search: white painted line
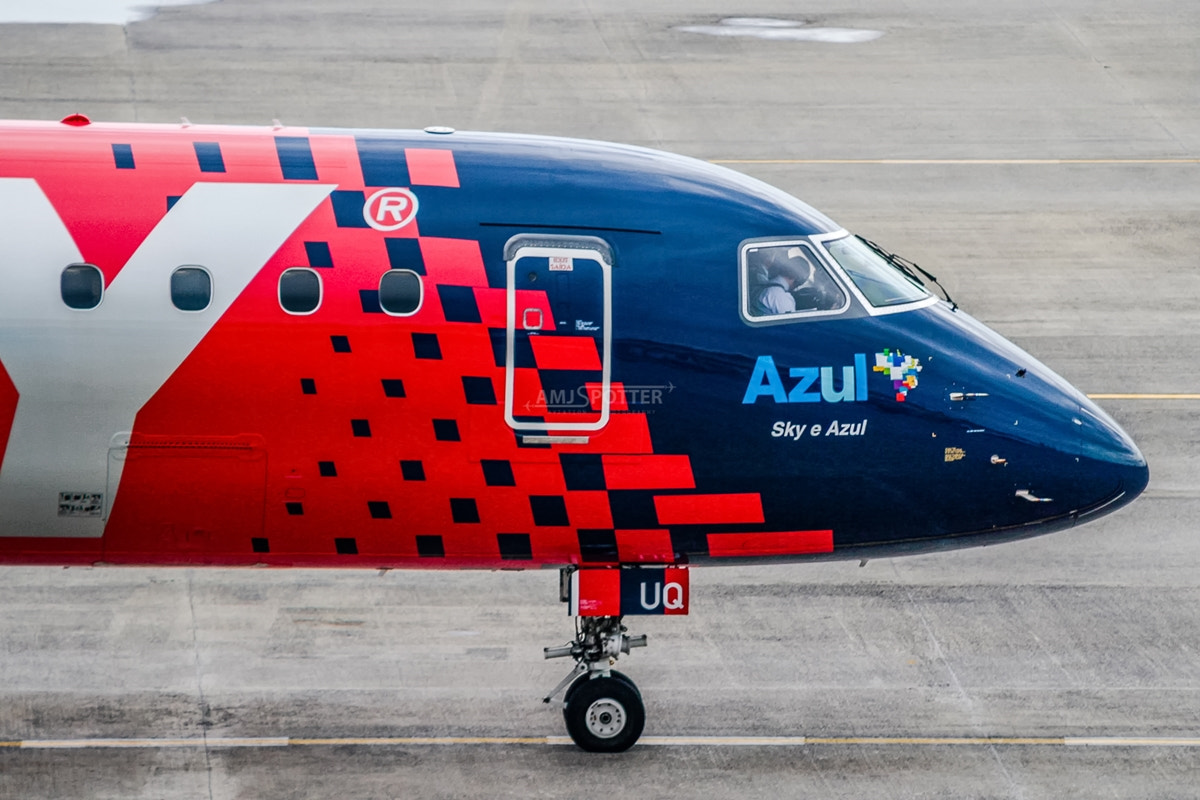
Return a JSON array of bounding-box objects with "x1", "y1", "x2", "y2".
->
[
  {"x1": 7, "y1": 734, "x2": 1200, "y2": 750},
  {"x1": 637, "y1": 735, "x2": 808, "y2": 746},
  {"x1": 1065, "y1": 737, "x2": 1200, "y2": 748},
  {"x1": 676, "y1": 18, "x2": 884, "y2": 44}
]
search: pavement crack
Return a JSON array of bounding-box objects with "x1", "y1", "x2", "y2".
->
[
  {"x1": 187, "y1": 571, "x2": 215, "y2": 800},
  {"x1": 121, "y1": 25, "x2": 140, "y2": 121}
]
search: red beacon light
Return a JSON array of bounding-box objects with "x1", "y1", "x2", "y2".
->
[{"x1": 60, "y1": 113, "x2": 91, "y2": 127}]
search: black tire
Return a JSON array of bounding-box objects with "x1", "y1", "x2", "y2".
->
[
  {"x1": 607, "y1": 670, "x2": 641, "y2": 699},
  {"x1": 563, "y1": 675, "x2": 645, "y2": 753},
  {"x1": 563, "y1": 670, "x2": 640, "y2": 710},
  {"x1": 563, "y1": 673, "x2": 590, "y2": 711}
]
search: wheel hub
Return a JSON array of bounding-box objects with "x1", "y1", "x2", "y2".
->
[{"x1": 585, "y1": 698, "x2": 627, "y2": 738}]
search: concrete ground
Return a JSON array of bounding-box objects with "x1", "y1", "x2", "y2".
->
[{"x1": 1, "y1": 1, "x2": 1198, "y2": 797}]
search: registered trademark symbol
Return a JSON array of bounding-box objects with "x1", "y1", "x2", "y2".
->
[{"x1": 363, "y1": 187, "x2": 419, "y2": 231}]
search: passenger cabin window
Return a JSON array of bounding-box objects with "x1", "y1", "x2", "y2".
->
[
  {"x1": 279, "y1": 268, "x2": 321, "y2": 314},
  {"x1": 742, "y1": 243, "x2": 847, "y2": 321},
  {"x1": 61, "y1": 263, "x2": 103, "y2": 310},
  {"x1": 170, "y1": 266, "x2": 212, "y2": 311},
  {"x1": 823, "y1": 236, "x2": 928, "y2": 307},
  {"x1": 379, "y1": 269, "x2": 422, "y2": 316}
]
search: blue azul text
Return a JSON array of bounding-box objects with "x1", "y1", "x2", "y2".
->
[{"x1": 742, "y1": 354, "x2": 869, "y2": 404}]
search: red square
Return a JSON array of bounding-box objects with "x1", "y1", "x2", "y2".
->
[
  {"x1": 654, "y1": 493, "x2": 764, "y2": 525},
  {"x1": 419, "y1": 237, "x2": 486, "y2": 285},
  {"x1": 564, "y1": 491, "x2": 613, "y2": 529},
  {"x1": 603, "y1": 455, "x2": 694, "y2": 490},
  {"x1": 531, "y1": 336, "x2": 602, "y2": 371},
  {"x1": 615, "y1": 530, "x2": 675, "y2": 563},
  {"x1": 405, "y1": 148, "x2": 460, "y2": 188}
]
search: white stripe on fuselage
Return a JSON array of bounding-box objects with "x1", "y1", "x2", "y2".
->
[{"x1": 0, "y1": 179, "x2": 333, "y2": 537}]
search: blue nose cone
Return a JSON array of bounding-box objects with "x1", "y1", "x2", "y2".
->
[{"x1": 1075, "y1": 400, "x2": 1149, "y2": 518}]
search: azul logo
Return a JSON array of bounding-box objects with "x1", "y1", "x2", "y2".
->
[
  {"x1": 874, "y1": 349, "x2": 922, "y2": 402},
  {"x1": 742, "y1": 350, "x2": 922, "y2": 404}
]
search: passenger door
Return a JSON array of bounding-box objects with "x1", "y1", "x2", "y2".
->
[{"x1": 504, "y1": 235, "x2": 613, "y2": 435}]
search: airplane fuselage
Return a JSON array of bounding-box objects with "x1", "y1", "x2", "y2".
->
[{"x1": 0, "y1": 118, "x2": 1147, "y2": 568}]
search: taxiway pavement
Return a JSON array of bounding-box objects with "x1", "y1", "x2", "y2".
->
[{"x1": 1, "y1": 2, "x2": 1198, "y2": 797}]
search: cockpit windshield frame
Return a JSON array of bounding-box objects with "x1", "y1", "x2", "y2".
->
[
  {"x1": 738, "y1": 238, "x2": 852, "y2": 326},
  {"x1": 812, "y1": 231, "x2": 939, "y2": 316}
]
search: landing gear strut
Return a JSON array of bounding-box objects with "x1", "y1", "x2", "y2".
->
[{"x1": 543, "y1": 615, "x2": 647, "y2": 752}]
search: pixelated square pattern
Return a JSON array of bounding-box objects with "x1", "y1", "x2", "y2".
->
[{"x1": 1, "y1": 125, "x2": 834, "y2": 567}]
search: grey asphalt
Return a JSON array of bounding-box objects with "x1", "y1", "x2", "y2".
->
[{"x1": 1, "y1": 1, "x2": 1199, "y2": 798}]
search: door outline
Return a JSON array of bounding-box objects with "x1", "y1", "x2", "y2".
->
[{"x1": 503, "y1": 235, "x2": 614, "y2": 432}]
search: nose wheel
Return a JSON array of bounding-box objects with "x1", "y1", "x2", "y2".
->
[
  {"x1": 563, "y1": 673, "x2": 644, "y2": 752},
  {"x1": 544, "y1": 616, "x2": 647, "y2": 752}
]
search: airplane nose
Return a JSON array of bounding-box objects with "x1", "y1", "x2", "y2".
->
[{"x1": 1075, "y1": 401, "x2": 1149, "y2": 515}]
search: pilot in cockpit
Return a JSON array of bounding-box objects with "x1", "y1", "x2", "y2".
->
[
  {"x1": 750, "y1": 246, "x2": 816, "y2": 316},
  {"x1": 748, "y1": 244, "x2": 847, "y2": 318}
]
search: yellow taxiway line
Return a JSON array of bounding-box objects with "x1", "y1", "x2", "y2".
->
[{"x1": 5, "y1": 735, "x2": 1200, "y2": 749}]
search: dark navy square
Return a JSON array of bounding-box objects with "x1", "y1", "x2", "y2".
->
[
  {"x1": 300, "y1": 378, "x2": 317, "y2": 395},
  {"x1": 670, "y1": 530, "x2": 709, "y2": 558},
  {"x1": 437, "y1": 285, "x2": 481, "y2": 323},
  {"x1": 368, "y1": 501, "x2": 392, "y2": 519},
  {"x1": 251, "y1": 537, "x2": 270, "y2": 554},
  {"x1": 305, "y1": 241, "x2": 333, "y2": 268},
  {"x1": 608, "y1": 491, "x2": 659, "y2": 529},
  {"x1": 450, "y1": 498, "x2": 480, "y2": 524},
  {"x1": 416, "y1": 535, "x2": 444, "y2": 558},
  {"x1": 481, "y1": 459, "x2": 515, "y2": 487},
  {"x1": 331, "y1": 335, "x2": 351, "y2": 353},
  {"x1": 386, "y1": 238, "x2": 425, "y2": 275},
  {"x1": 381, "y1": 379, "x2": 406, "y2": 398},
  {"x1": 286, "y1": 502, "x2": 304, "y2": 516},
  {"x1": 112, "y1": 143, "x2": 135, "y2": 170},
  {"x1": 462, "y1": 376, "x2": 496, "y2": 405},
  {"x1": 559, "y1": 454, "x2": 605, "y2": 491},
  {"x1": 331, "y1": 190, "x2": 369, "y2": 228},
  {"x1": 356, "y1": 136, "x2": 411, "y2": 187},
  {"x1": 400, "y1": 460, "x2": 426, "y2": 481},
  {"x1": 318, "y1": 461, "x2": 337, "y2": 477},
  {"x1": 491, "y1": 329, "x2": 536, "y2": 369},
  {"x1": 276, "y1": 136, "x2": 318, "y2": 181},
  {"x1": 433, "y1": 419, "x2": 460, "y2": 442},
  {"x1": 193, "y1": 142, "x2": 226, "y2": 173},
  {"x1": 578, "y1": 529, "x2": 619, "y2": 563},
  {"x1": 166, "y1": 195, "x2": 181, "y2": 211},
  {"x1": 413, "y1": 332, "x2": 442, "y2": 360},
  {"x1": 497, "y1": 533, "x2": 532, "y2": 561},
  {"x1": 359, "y1": 289, "x2": 383, "y2": 313},
  {"x1": 530, "y1": 495, "x2": 569, "y2": 527},
  {"x1": 351, "y1": 419, "x2": 372, "y2": 437},
  {"x1": 538, "y1": 371, "x2": 593, "y2": 413},
  {"x1": 335, "y1": 538, "x2": 358, "y2": 555}
]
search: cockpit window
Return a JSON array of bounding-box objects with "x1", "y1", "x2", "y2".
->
[
  {"x1": 742, "y1": 242, "x2": 848, "y2": 321},
  {"x1": 823, "y1": 235, "x2": 929, "y2": 307}
]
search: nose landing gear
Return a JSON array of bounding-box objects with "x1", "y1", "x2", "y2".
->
[{"x1": 543, "y1": 615, "x2": 647, "y2": 752}]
